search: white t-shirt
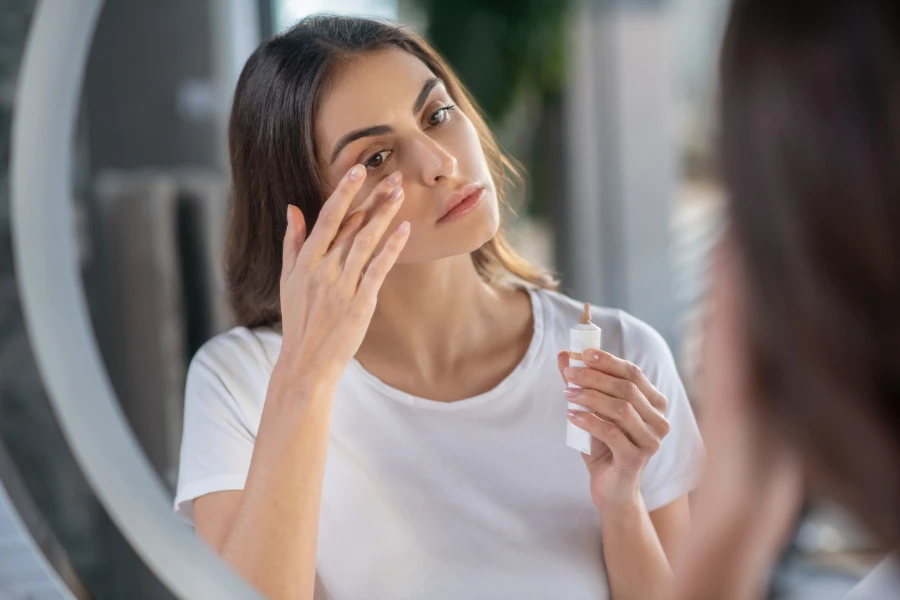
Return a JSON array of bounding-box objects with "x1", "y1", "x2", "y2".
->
[{"x1": 175, "y1": 288, "x2": 704, "y2": 600}]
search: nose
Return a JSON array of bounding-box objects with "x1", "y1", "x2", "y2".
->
[{"x1": 410, "y1": 134, "x2": 458, "y2": 186}]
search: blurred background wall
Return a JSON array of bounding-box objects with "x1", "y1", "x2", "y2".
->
[{"x1": 0, "y1": 1, "x2": 877, "y2": 598}]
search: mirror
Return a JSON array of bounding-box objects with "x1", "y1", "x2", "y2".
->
[{"x1": 2, "y1": 1, "x2": 894, "y2": 599}]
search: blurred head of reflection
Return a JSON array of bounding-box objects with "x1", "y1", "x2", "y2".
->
[
  {"x1": 681, "y1": 0, "x2": 900, "y2": 596},
  {"x1": 225, "y1": 16, "x2": 550, "y2": 327}
]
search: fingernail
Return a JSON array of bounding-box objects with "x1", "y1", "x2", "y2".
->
[
  {"x1": 564, "y1": 388, "x2": 579, "y2": 399},
  {"x1": 388, "y1": 186, "x2": 404, "y2": 202},
  {"x1": 286, "y1": 205, "x2": 293, "y2": 226},
  {"x1": 564, "y1": 367, "x2": 577, "y2": 380},
  {"x1": 584, "y1": 349, "x2": 599, "y2": 362},
  {"x1": 386, "y1": 171, "x2": 402, "y2": 185},
  {"x1": 348, "y1": 165, "x2": 365, "y2": 181},
  {"x1": 567, "y1": 410, "x2": 582, "y2": 421},
  {"x1": 397, "y1": 221, "x2": 410, "y2": 235}
]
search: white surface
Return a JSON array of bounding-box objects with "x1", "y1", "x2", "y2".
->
[
  {"x1": 175, "y1": 288, "x2": 704, "y2": 600},
  {"x1": 0, "y1": 483, "x2": 71, "y2": 600},
  {"x1": 276, "y1": 0, "x2": 398, "y2": 31},
  {"x1": 563, "y1": 4, "x2": 679, "y2": 343},
  {"x1": 844, "y1": 556, "x2": 900, "y2": 600},
  {"x1": 10, "y1": 1, "x2": 262, "y2": 597},
  {"x1": 566, "y1": 324, "x2": 602, "y2": 455}
]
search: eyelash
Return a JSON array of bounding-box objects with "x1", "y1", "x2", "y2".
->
[{"x1": 362, "y1": 104, "x2": 457, "y2": 172}]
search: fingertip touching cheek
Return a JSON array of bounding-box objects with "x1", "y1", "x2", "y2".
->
[{"x1": 314, "y1": 48, "x2": 500, "y2": 264}]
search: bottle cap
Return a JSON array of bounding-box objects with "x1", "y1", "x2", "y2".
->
[{"x1": 580, "y1": 302, "x2": 592, "y2": 325}]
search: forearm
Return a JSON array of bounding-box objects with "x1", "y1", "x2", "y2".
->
[
  {"x1": 219, "y1": 362, "x2": 336, "y2": 600},
  {"x1": 601, "y1": 494, "x2": 672, "y2": 600}
]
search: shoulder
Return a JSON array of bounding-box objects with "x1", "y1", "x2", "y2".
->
[{"x1": 186, "y1": 327, "x2": 282, "y2": 405}]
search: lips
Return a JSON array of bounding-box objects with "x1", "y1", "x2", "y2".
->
[{"x1": 438, "y1": 184, "x2": 485, "y2": 223}]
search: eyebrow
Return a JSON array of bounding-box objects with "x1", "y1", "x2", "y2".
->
[{"x1": 329, "y1": 77, "x2": 444, "y2": 164}]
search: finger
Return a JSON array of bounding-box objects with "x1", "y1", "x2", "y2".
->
[
  {"x1": 281, "y1": 205, "x2": 307, "y2": 279},
  {"x1": 583, "y1": 348, "x2": 669, "y2": 412},
  {"x1": 351, "y1": 170, "x2": 403, "y2": 214},
  {"x1": 301, "y1": 164, "x2": 367, "y2": 258},
  {"x1": 564, "y1": 365, "x2": 669, "y2": 437},
  {"x1": 342, "y1": 185, "x2": 405, "y2": 278},
  {"x1": 567, "y1": 411, "x2": 642, "y2": 465},
  {"x1": 327, "y1": 211, "x2": 366, "y2": 263},
  {"x1": 356, "y1": 221, "x2": 411, "y2": 299},
  {"x1": 329, "y1": 171, "x2": 403, "y2": 261},
  {"x1": 565, "y1": 388, "x2": 663, "y2": 452},
  {"x1": 557, "y1": 351, "x2": 570, "y2": 384}
]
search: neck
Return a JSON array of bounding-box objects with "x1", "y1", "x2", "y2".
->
[{"x1": 357, "y1": 254, "x2": 521, "y2": 375}]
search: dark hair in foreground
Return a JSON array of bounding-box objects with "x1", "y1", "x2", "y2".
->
[
  {"x1": 225, "y1": 15, "x2": 556, "y2": 329},
  {"x1": 721, "y1": 0, "x2": 900, "y2": 546}
]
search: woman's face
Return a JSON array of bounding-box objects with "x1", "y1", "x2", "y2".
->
[{"x1": 315, "y1": 48, "x2": 499, "y2": 263}]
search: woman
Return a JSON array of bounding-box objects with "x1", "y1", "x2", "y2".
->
[
  {"x1": 174, "y1": 16, "x2": 703, "y2": 600},
  {"x1": 672, "y1": 1, "x2": 900, "y2": 598}
]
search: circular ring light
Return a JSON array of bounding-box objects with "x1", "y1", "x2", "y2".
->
[{"x1": 10, "y1": 1, "x2": 262, "y2": 598}]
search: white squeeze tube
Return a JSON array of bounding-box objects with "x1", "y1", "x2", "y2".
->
[{"x1": 567, "y1": 302, "x2": 601, "y2": 455}]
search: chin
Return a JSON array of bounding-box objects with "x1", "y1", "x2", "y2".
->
[
  {"x1": 456, "y1": 219, "x2": 499, "y2": 255},
  {"x1": 453, "y1": 200, "x2": 500, "y2": 251}
]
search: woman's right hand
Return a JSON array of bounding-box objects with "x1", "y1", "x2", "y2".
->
[{"x1": 277, "y1": 164, "x2": 409, "y2": 386}]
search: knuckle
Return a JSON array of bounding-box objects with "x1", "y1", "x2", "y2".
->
[
  {"x1": 599, "y1": 352, "x2": 615, "y2": 369},
  {"x1": 606, "y1": 424, "x2": 623, "y2": 443},
  {"x1": 352, "y1": 296, "x2": 376, "y2": 317},
  {"x1": 363, "y1": 294, "x2": 379, "y2": 312},
  {"x1": 621, "y1": 381, "x2": 639, "y2": 402},
  {"x1": 657, "y1": 417, "x2": 671, "y2": 438},
  {"x1": 353, "y1": 232, "x2": 375, "y2": 250},
  {"x1": 366, "y1": 261, "x2": 385, "y2": 280},
  {"x1": 612, "y1": 399, "x2": 631, "y2": 420},
  {"x1": 318, "y1": 208, "x2": 339, "y2": 228},
  {"x1": 345, "y1": 212, "x2": 365, "y2": 230},
  {"x1": 648, "y1": 438, "x2": 661, "y2": 454},
  {"x1": 625, "y1": 361, "x2": 641, "y2": 382}
]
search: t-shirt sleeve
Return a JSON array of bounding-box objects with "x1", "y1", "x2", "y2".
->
[
  {"x1": 173, "y1": 338, "x2": 261, "y2": 525},
  {"x1": 619, "y1": 312, "x2": 705, "y2": 512}
]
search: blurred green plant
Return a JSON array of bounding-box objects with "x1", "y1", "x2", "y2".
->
[{"x1": 412, "y1": 0, "x2": 569, "y2": 123}]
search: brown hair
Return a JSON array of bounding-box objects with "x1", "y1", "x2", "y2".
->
[
  {"x1": 225, "y1": 15, "x2": 556, "y2": 329},
  {"x1": 720, "y1": 0, "x2": 900, "y2": 547}
]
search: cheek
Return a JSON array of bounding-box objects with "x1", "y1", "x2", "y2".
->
[
  {"x1": 456, "y1": 117, "x2": 491, "y2": 172},
  {"x1": 346, "y1": 178, "x2": 382, "y2": 212}
]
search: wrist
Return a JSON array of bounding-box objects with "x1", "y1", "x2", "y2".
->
[
  {"x1": 594, "y1": 488, "x2": 645, "y2": 520},
  {"x1": 270, "y1": 354, "x2": 340, "y2": 403},
  {"x1": 275, "y1": 343, "x2": 344, "y2": 386}
]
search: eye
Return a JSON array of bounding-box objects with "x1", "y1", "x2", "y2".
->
[
  {"x1": 427, "y1": 105, "x2": 456, "y2": 127},
  {"x1": 364, "y1": 149, "x2": 391, "y2": 170}
]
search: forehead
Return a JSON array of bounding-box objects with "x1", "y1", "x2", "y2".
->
[{"x1": 316, "y1": 48, "x2": 439, "y2": 149}]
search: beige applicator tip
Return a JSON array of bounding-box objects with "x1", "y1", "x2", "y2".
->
[{"x1": 580, "y1": 301, "x2": 592, "y2": 325}]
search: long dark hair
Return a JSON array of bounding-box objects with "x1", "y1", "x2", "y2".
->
[
  {"x1": 225, "y1": 15, "x2": 556, "y2": 329},
  {"x1": 720, "y1": 0, "x2": 900, "y2": 547}
]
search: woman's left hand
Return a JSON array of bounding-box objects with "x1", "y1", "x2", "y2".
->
[{"x1": 558, "y1": 349, "x2": 671, "y2": 513}]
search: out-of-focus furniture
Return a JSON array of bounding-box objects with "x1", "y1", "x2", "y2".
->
[{"x1": 92, "y1": 170, "x2": 232, "y2": 491}]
